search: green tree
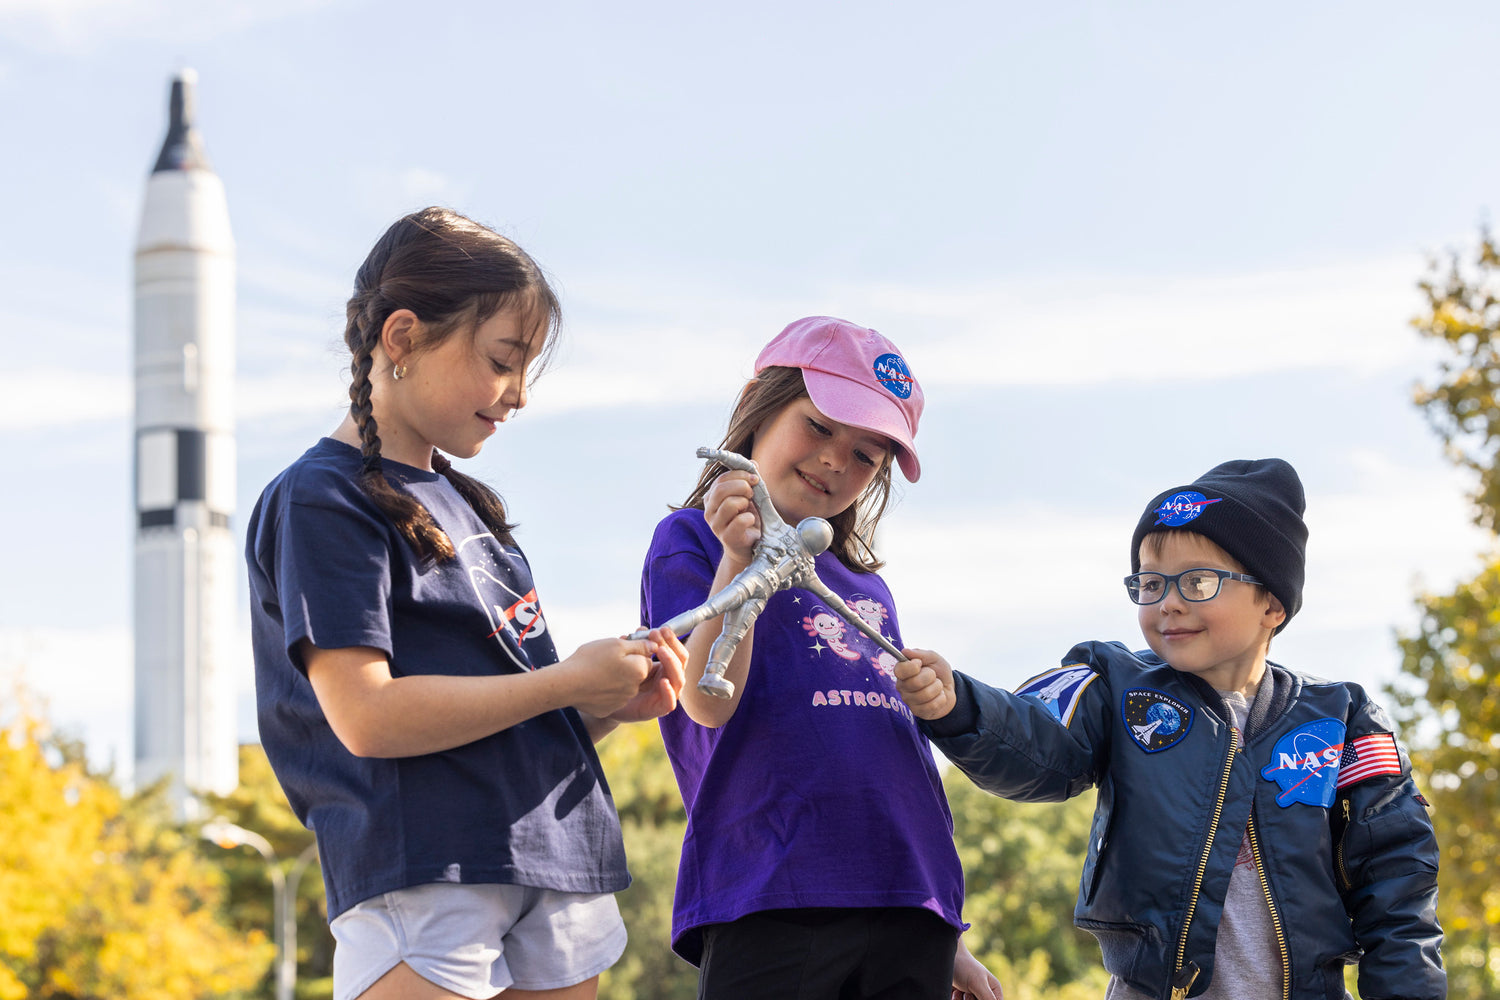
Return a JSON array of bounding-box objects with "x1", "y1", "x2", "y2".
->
[
  {"x1": 0, "y1": 682, "x2": 272, "y2": 999},
  {"x1": 945, "y1": 775, "x2": 1109, "y2": 999},
  {"x1": 202, "y1": 744, "x2": 333, "y2": 1000},
  {"x1": 1395, "y1": 225, "x2": 1500, "y2": 996},
  {"x1": 595, "y1": 723, "x2": 698, "y2": 1000},
  {"x1": 593, "y1": 720, "x2": 1116, "y2": 998},
  {"x1": 1412, "y1": 227, "x2": 1500, "y2": 529}
]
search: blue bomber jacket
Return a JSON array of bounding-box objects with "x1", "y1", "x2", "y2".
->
[{"x1": 925, "y1": 641, "x2": 1444, "y2": 1000}]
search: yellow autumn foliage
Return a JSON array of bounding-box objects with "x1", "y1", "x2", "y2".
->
[
  {"x1": 1402, "y1": 227, "x2": 1500, "y2": 997},
  {"x1": 0, "y1": 693, "x2": 273, "y2": 999}
]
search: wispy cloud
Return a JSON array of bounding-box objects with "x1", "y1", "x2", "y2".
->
[
  {"x1": 1, "y1": 624, "x2": 258, "y2": 783},
  {"x1": 1301, "y1": 458, "x2": 1488, "y2": 631},
  {"x1": 894, "y1": 257, "x2": 1435, "y2": 387},
  {"x1": 545, "y1": 252, "x2": 1439, "y2": 413},
  {"x1": 0, "y1": 0, "x2": 352, "y2": 54},
  {"x1": 9, "y1": 250, "x2": 1444, "y2": 430},
  {"x1": 878, "y1": 505, "x2": 1134, "y2": 685},
  {"x1": 237, "y1": 372, "x2": 345, "y2": 420},
  {"x1": 875, "y1": 454, "x2": 1489, "y2": 690},
  {"x1": 1, "y1": 627, "x2": 133, "y2": 775},
  {"x1": 352, "y1": 166, "x2": 473, "y2": 219},
  {"x1": 0, "y1": 370, "x2": 130, "y2": 430}
]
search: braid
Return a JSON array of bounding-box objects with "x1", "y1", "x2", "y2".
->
[
  {"x1": 338, "y1": 206, "x2": 563, "y2": 564},
  {"x1": 345, "y1": 292, "x2": 455, "y2": 564},
  {"x1": 432, "y1": 450, "x2": 518, "y2": 548},
  {"x1": 347, "y1": 308, "x2": 380, "y2": 477}
]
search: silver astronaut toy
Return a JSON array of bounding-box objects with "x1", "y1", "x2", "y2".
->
[{"x1": 635, "y1": 447, "x2": 904, "y2": 699}]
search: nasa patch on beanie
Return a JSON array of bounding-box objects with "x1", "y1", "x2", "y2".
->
[{"x1": 1130, "y1": 458, "x2": 1308, "y2": 628}]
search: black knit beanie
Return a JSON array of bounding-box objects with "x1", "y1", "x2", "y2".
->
[{"x1": 1129, "y1": 458, "x2": 1308, "y2": 631}]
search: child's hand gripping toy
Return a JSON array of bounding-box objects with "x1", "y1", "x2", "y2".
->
[{"x1": 633, "y1": 446, "x2": 904, "y2": 698}]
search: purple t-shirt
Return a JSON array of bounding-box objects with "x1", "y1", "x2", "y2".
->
[{"x1": 641, "y1": 508, "x2": 966, "y2": 965}]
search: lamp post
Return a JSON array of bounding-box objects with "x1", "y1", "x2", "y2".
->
[{"x1": 203, "y1": 817, "x2": 318, "y2": 1000}]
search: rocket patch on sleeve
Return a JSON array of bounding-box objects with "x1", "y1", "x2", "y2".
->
[{"x1": 1015, "y1": 665, "x2": 1098, "y2": 727}]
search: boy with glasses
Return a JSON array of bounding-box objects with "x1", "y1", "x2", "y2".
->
[{"x1": 895, "y1": 459, "x2": 1445, "y2": 1000}]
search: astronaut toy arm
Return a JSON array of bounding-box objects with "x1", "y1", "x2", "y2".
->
[
  {"x1": 636, "y1": 447, "x2": 894, "y2": 710},
  {"x1": 648, "y1": 556, "x2": 778, "y2": 644},
  {"x1": 696, "y1": 446, "x2": 792, "y2": 537}
]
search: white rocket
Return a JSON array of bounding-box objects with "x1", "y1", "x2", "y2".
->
[{"x1": 133, "y1": 69, "x2": 238, "y2": 813}]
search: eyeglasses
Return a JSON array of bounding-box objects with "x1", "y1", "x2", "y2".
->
[{"x1": 1124, "y1": 568, "x2": 1262, "y2": 605}]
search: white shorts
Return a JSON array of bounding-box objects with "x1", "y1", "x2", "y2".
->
[{"x1": 331, "y1": 883, "x2": 626, "y2": 1000}]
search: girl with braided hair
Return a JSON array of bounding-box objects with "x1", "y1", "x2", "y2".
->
[{"x1": 248, "y1": 207, "x2": 686, "y2": 1000}]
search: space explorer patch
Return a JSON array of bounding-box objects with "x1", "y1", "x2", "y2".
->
[
  {"x1": 1122, "y1": 689, "x2": 1193, "y2": 753},
  {"x1": 1016, "y1": 664, "x2": 1098, "y2": 727}
]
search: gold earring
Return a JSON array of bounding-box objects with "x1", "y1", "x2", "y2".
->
[{"x1": 393, "y1": 363, "x2": 408, "y2": 381}]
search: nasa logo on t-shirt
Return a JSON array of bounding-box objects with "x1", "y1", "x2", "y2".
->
[
  {"x1": 1122, "y1": 689, "x2": 1193, "y2": 753},
  {"x1": 460, "y1": 533, "x2": 547, "y2": 672},
  {"x1": 1260, "y1": 717, "x2": 1346, "y2": 808}
]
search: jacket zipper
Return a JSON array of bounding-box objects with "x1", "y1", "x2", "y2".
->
[
  {"x1": 1169, "y1": 963, "x2": 1200, "y2": 1000},
  {"x1": 1172, "y1": 726, "x2": 1237, "y2": 999},
  {"x1": 1335, "y1": 797, "x2": 1352, "y2": 890},
  {"x1": 1247, "y1": 815, "x2": 1290, "y2": 1000}
]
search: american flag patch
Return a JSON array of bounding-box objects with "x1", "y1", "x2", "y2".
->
[{"x1": 1336, "y1": 732, "x2": 1402, "y2": 788}]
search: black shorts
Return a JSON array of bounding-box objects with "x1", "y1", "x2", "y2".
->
[{"x1": 697, "y1": 906, "x2": 959, "y2": 1000}]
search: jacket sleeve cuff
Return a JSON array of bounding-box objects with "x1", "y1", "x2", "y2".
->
[{"x1": 924, "y1": 672, "x2": 980, "y2": 738}]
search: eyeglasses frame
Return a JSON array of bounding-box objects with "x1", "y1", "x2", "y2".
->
[{"x1": 1123, "y1": 567, "x2": 1263, "y2": 606}]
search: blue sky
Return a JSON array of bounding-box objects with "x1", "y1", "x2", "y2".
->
[{"x1": 1, "y1": 1, "x2": 1497, "y2": 778}]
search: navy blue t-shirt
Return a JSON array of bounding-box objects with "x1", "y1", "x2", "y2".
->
[{"x1": 247, "y1": 438, "x2": 627, "y2": 919}]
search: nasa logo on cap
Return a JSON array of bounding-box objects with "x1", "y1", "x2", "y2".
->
[
  {"x1": 1122, "y1": 689, "x2": 1194, "y2": 753},
  {"x1": 873, "y1": 353, "x2": 914, "y2": 400},
  {"x1": 1151, "y1": 491, "x2": 1223, "y2": 527},
  {"x1": 1260, "y1": 718, "x2": 1346, "y2": 808}
]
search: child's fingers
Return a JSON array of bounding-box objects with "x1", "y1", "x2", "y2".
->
[
  {"x1": 905, "y1": 675, "x2": 944, "y2": 708},
  {"x1": 714, "y1": 469, "x2": 757, "y2": 488},
  {"x1": 894, "y1": 666, "x2": 927, "y2": 694},
  {"x1": 645, "y1": 625, "x2": 681, "y2": 652},
  {"x1": 647, "y1": 627, "x2": 689, "y2": 692},
  {"x1": 892, "y1": 657, "x2": 924, "y2": 682},
  {"x1": 734, "y1": 510, "x2": 761, "y2": 541},
  {"x1": 706, "y1": 472, "x2": 755, "y2": 510},
  {"x1": 617, "y1": 637, "x2": 659, "y2": 679},
  {"x1": 707, "y1": 496, "x2": 761, "y2": 550},
  {"x1": 705, "y1": 495, "x2": 744, "y2": 532}
]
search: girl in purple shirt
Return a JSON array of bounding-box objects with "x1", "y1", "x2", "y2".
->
[{"x1": 640, "y1": 316, "x2": 999, "y2": 1000}]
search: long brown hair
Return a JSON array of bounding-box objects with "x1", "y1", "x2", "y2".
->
[
  {"x1": 679, "y1": 366, "x2": 894, "y2": 573},
  {"x1": 344, "y1": 206, "x2": 561, "y2": 562}
]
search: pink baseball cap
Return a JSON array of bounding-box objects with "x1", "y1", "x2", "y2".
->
[{"x1": 755, "y1": 315, "x2": 924, "y2": 482}]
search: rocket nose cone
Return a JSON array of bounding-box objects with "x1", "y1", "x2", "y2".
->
[{"x1": 151, "y1": 70, "x2": 213, "y2": 174}]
